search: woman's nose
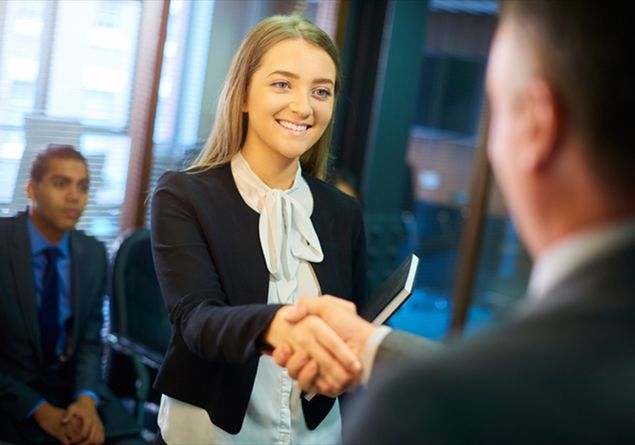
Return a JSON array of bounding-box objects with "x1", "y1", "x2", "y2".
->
[{"x1": 289, "y1": 91, "x2": 312, "y2": 118}]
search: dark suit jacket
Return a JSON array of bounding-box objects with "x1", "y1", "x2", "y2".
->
[
  {"x1": 151, "y1": 164, "x2": 367, "y2": 434},
  {"x1": 0, "y1": 211, "x2": 137, "y2": 442},
  {"x1": 346, "y1": 238, "x2": 635, "y2": 444}
]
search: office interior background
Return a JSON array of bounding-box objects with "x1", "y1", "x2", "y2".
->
[{"x1": 0, "y1": 0, "x2": 531, "y2": 431}]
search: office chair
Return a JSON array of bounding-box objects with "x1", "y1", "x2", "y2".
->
[{"x1": 106, "y1": 228, "x2": 170, "y2": 428}]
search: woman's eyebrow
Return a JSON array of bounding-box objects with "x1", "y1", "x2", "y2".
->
[{"x1": 267, "y1": 70, "x2": 334, "y2": 85}]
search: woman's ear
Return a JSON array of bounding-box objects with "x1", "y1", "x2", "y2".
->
[{"x1": 242, "y1": 86, "x2": 250, "y2": 113}]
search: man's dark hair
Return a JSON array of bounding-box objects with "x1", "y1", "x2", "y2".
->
[
  {"x1": 30, "y1": 144, "x2": 88, "y2": 182},
  {"x1": 500, "y1": 0, "x2": 634, "y2": 192}
]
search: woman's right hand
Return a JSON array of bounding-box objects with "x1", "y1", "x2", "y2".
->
[{"x1": 263, "y1": 306, "x2": 362, "y2": 396}]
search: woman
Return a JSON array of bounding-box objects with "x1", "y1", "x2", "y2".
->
[{"x1": 151, "y1": 15, "x2": 366, "y2": 444}]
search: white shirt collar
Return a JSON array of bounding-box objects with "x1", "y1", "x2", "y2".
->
[
  {"x1": 231, "y1": 151, "x2": 311, "y2": 215},
  {"x1": 528, "y1": 218, "x2": 635, "y2": 300}
]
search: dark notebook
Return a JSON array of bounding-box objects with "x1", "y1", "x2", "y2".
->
[
  {"x1": 303, "y1": 253, "x2": 419, "y2": 401},
  {"x1": 360, "y1": 252, "x2": 419, "y2": 325}
]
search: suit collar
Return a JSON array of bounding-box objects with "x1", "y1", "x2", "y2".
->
[
  {"x1": 516, "y1": 236, "x2": 635, "y2": 320},
  {"x1": 10, "y1": 211, "x2": 83, "y2": 360},
  {"x1": 68, "y1": 231, "x2": 85, "y2": 351},
  {"x1": 529, "y1": 218, "x2": 635, "y2": 301},
  {"x1": 9, "y1": 211, "x2": 42, "y2": 361}
]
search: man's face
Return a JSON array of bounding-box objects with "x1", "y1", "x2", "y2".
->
[{"x1": 27, "y1": 157, "x2": 89, "y2": 242}]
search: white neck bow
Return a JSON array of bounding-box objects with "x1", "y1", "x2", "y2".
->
[{"x1": 231, "y1": 153, "x2": 323, "y2": 303}]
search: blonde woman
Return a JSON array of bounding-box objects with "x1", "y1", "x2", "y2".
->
[{"x1": 150, "y1": 15, "x2": 367, "y2": 444}]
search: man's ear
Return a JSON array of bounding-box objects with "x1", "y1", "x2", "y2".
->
[
  {"x1": 519, "y1": 78, "x2": 562, "y2": 172},
  {"x1": 26, "y1": 179, "x2": 35, "y2": 201}
]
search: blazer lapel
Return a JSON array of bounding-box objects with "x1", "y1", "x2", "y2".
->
[
  {"x1": 68, "y1": 232, "x2": 84, "y2": 352},
  {"x1": 9, "y1": 212, "x2": 43, "y2": 362},
  {"x1": 310, "y1": 190, "x2": 344, "y2": 298}
]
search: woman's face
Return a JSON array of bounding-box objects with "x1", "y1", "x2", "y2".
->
[{"x1": 241, "y1": 38, "x2": 336, "y2": 168}]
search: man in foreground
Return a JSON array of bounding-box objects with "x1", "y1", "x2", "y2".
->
[{"x1": 275, "y1": 0, "x2": 635, "y2": 442}]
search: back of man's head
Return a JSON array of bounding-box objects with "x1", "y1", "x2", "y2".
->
[
  {"x1": 500, "y1": 0, "x2": 634, "y2": 194},
  {"x1": 30, "y1": 144, "x2": 87, "y2": 183}
]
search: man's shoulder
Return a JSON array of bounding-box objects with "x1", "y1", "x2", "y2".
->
[
  {"x1": 0, "y1": 211, "x2": 25, "y2": 226},
  {"x1": 0, "y1": 215, "x2": 12, "y2": 233},
  {"x1": 407, "y1": 287, "x2": 635, "y2": 386},
  {"x1": 0, "y1": 212, "x2": 26, "y2": 241},
  {"x1": 69, "y1": 228, "x2": 106, "y2": 256}
]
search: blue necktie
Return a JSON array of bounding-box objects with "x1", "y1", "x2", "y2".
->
[{"x1": 39, "y1": 247, "x2": 61, "y2": 364}]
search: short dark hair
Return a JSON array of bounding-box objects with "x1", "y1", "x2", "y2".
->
[
  {"x1": 30, "y1": 144, "x2": 88, "y2": 182},
  {"x1": 500, "y1": 0, "x2": 635, "y2": 192}
]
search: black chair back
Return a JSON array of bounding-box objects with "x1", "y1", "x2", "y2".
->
[{"x1": 110, "y1": 228, "x2": 170, "y2": 356}]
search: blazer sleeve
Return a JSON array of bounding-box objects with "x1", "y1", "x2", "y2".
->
[
  {"x1": 150, "y1": 171, "x2": 281, "y2": 364},
  {"x1": 372, "y1": 330, "x2": 444, "y2": 382},
  {"x1": 73, "y1": 240, "x2": 111, "y2": 398},
  {"x1": 0, "y1": 372, "x2": 45, "y2": 421}
]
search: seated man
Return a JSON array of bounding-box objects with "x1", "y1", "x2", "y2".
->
[{"x1": 0, "y1": 145, "x2": 141, "y2": 444}]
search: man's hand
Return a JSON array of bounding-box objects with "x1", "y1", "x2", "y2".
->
[
  {"x1": 272, "y1": 296, "x2": 377, "y2": 395},
  {"x1": 33, "y1": 401, "x2": 78, "y2": 445},
  {"x1": 61, "y1": 395, "x2": 105, "y2": 445},
  {"x1": 264, "y1": 305, "x2": 362, "y2": 396}
]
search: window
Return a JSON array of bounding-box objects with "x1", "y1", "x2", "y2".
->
[
  {"x1": 82, "y1": 90, "x2": 117, "y2": 125},
  {"x1": 5, "y1": 80, "x2": 36, "y2": 124},
  {"x1": 95, "y1": 0, "x2": 123, "y2": 29},
  {"x1": 386, "y1": 1, "x2": 503, "y2": 340},
  {"x1": 469, "y1": 181, "x2": 531, "y2": 325},
  {"x1": 0, "y1": 1, "x2": 45, "y2": 125},
  {"x1": 0, "y1": 0, "x2": 142, "y2": 248}
]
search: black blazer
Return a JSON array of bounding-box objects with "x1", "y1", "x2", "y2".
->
[
  {"x1": 151, "y1": 163, "x2": 367, "y2": 434},
  {"x1": 346, "y1": 237, "x2": 635, "y2": 444}
]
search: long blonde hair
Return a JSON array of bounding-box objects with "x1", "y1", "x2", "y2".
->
[{"x1": 188, "y1": 15, "x2": 340, "y2": 179}]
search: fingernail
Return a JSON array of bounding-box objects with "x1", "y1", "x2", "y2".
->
[{"x1": 352, "y1": 360, "x2": 362, "y2": 372}]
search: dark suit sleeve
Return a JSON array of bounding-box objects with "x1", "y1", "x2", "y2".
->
[
  {"x1": 345, "y1": 359, "x2": 462, "y2": 445},
  {"x1": 0, "y1": 372, "x2": 44, "y2": 421},
  {"x1": 371, "y1": 330, "x2": 444, "y2": 383},
  {"x1": 73, "y1": 240, "x2": 111, "y2": 398},
  {"x1": 151, "y1": 171, "x2": 281, "y2": 364}
]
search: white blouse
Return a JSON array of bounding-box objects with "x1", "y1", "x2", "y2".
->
[{"x1": 158, "y1": 153, "x2": 341, "y2": 444}]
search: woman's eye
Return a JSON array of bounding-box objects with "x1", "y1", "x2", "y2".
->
[
  {"x1": 314, "y1": 88, "x2": 332, "y2": 98},
  {"x1": 272, "y1": 81, "x2": 289, "y2": 89}
]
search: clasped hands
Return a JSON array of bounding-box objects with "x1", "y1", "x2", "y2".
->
[
  {"x1": 264, "y1": 296, "x2": 376, "y2": 397},
  {"x1": 33, "y1": 395, "x2": 105, "y2": 445}
]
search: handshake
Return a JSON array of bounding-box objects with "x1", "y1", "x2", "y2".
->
[{"x1": 263, "y1": 296, "x2": 378, "y2": 397}]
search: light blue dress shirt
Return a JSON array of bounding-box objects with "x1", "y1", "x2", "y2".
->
[{"x1": 26, "y1": 216, "x2": 98, "y2": 417}]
